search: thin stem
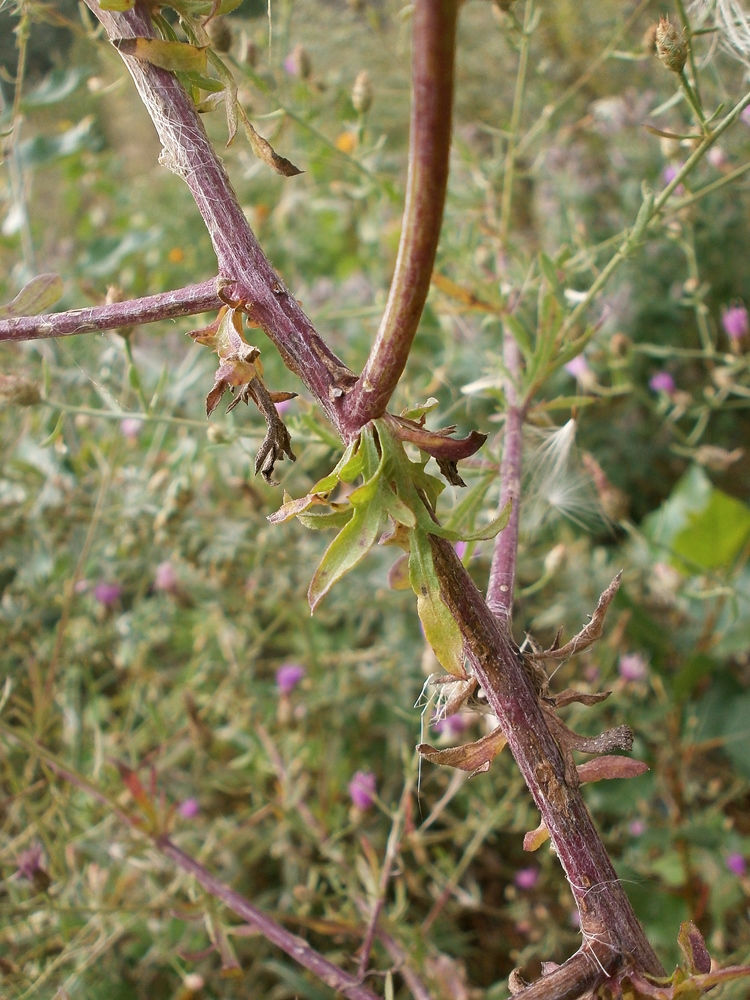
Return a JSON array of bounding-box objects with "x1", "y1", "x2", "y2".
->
[
  {"x1": 487, "y1": 334, "x2": 524, "y2": 620},
  {"x1": 515, "y1": 0, "x2": 652, "y2": 159},
  {"x1": 674, "y1": 0, "x2": 702, "y2": 108},
  {"x1": 679, "y1": 69, "x2": 707, "y2": 132},
  {"x1": 84, "y1": 0, "x2": 354, "y2": 437},
  {"x1": 556, "y1": 87, "x2": 750, "y2": 348},
  {"x1": 0, "y1": 724, "x2": 381, "y2": 1000},
  {"x1": 158, "y1": 838, "x2": 382, "y2": 1000},
  {"x1": 0, "y1": 280, "x2": 223, "y2": 343},
  {"x1": 342, "y1": 0, "x2": 459, "y2": 429},
  {"x1": 500, "y1": 0, "x2": 534, "y2": 245}
]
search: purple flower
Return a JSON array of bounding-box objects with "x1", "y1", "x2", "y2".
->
[
  {"x1": 454, "y1": 541, "x2": 467, "y2": 560},
  {"x1": 662, "y1": 163, "x2": 685, "y2": 195},
  {"x1": 721, "y1": 304, "x2": 749, "y2": 341},
  {"x1": 629, "y1": 819, "x2": 646, "y2": 837},
  {"x1": 154, "y1": 561, "x2": 178, "y2": 593},
  {"x1": 93, "y1": 582, "x2": 121, "y2": 607},
  {"x1": 564, "y1": 355, "x2": 591, "y2": 381},
  {"x1": 179, "y1": 798, "x2": 200, "y2": 819},
  {"x1": 649, "y1": 371, "x2": 675, "y2": 394},
  {"x1": 349, "y1": 770, "x2": 377, "y2": 810},
  {"x1": 433, "y1": 713, "x2": 470, "y2": 738},
  {"x1": 120, "y1": 418, "x2": 142, "y2": 441},
  {"x1": 514, "y1": 866, "x2": 539, "y2": 890},
  {"x1": 275, "y1": 398, "x2": 292, "y2": 415},
  {"x1": 742, "y1": 106, "x2": 750, "y2": 126},
  {"x1": 619, "y1": 653, "x2": 648, "y2": 681},
  {"x1": 276, "y1": 663, "x2": 306, "y2": 695},
  {"x1": 17, "y1": 843, "x2": 44, "y2": 881},
  {"x1": 726, "y1": 852, "x2": 747, "y2": 876}
]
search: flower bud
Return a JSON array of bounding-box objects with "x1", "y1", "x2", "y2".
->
[
  {"x1": 351, "y1": 70, "x2": 373, "y2": 114},
  {"x1": 284, "y1": 44, "x2": 311, "y2": 80},
  {"x1": 206, "y1": 17, "x2": 233, "y2": 53},
  {"x1": 655, "y1": 17, "x2": 687, "y2": 74}
]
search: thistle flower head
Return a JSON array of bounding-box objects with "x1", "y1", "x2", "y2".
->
[
  {"x1": 276, "y1": 663, "x2": 306, "y2": 695},
  {"x1": 349, "y1": 770, "x2": 376, "y2": 810},
  {"x1": 655, "y1": 17, "x2": 688, "y2": 73},
  {"x1": 722, "y1": 303, "x2": 749, "y2": 340}
]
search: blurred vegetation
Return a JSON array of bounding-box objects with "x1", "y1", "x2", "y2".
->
[{"x1": 1, "y1": 0, "x2": 749, "y2": 997}]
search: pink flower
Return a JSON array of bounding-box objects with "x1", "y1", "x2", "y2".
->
[
  {"x1": 349, "y1": 770, "x2": 377, "y2": 810},
  {"x1": 742, "y1": 106, "x2": 750, "y2": 126},
  {"x1": 619, "y1": 653, "x2": 648, "y2": 681},
  {"x1": 662, "y1": 163, "x2": 685, "y2": 195},
  {"x1": 275, "y1": 399, "x2": 292, "y2": 415},
  {"x1": 514, "y1": 866, "x2": 539, "y2": 890},
  {"x1": 16, "y1": 843, "x2": 45, "y2": 880},
  {"x1": 120, "y1": 418, "x2": 142, "y2": 441},
  {"x1": 726, "y1": 852, "x2": 746, "y2": 876},
  {"x1": 564, "y1": 355, "x2": 591, "y2": 381},
  {"x1": 433, "y1": 713, "x2": 470, "y2": 738},
  {"x1": 454, "y1": 541, "x2": 467, "y2": 560},
  {"x1": 629, "y1": 819, "x2": 646, "y2": 837},
  {"x1": 276, "y1": 663, "x2": 306, "y2": 695},
  {"x1": 179, "y1": 798, "x2": 200, "y2": 819},
  {"x1": 649, "y1": 371, "x2": 675, "y2": 394},
  {"x1": 617, "y1": 653, "x2": 648, "y2": 681},
  {"x1": 93, "y1": 582, "x2": 121, "y2": 606},
  {"x1": 154, "y1": 561, "x2": 178, "y2": 593},
  {"x1": 721, "y1": 304, "x2": 749, "y2": 341}
]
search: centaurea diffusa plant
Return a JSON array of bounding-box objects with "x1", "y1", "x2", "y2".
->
[{"x1": 1, "y1": 0, "x2": 750, "y2": 997}]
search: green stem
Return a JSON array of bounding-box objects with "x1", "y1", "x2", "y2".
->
[{"x1": 499, "y1": 0, "x2": 534, "y2": 245}]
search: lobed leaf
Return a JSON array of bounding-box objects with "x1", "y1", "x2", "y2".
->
[{"x1": 113, "y1": 38, "x2": 209, "y2": 75}]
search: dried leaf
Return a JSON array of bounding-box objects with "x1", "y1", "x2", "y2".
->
[
  {"x1": 417, "y1": 725, "x2": 507, "y2": 775},
  {"x1": 387, "y1": 553, "x2": 411, "y2": 590},
  {"x1": 552, "y1": 689, "x2": 611, "y2": 708},
  {"x1": 431, "y1": 271, "x2": 503, "y2": 313},
  {"x1": 113, "y1": 38, "x2": 208, "y2": 75},
  {"x1": 576, "y1": 756, "x2": 649, "y2": 784},
  {"x1": 534, "y1": 572, "x2": 622, "y2": 660},
  {"x1": 523, "y1": 821, "x2": 550, "y2": 852},
  {"x1": 386, "y1": 412, "x2": 487, "y2": 462},
  {"x1": 268, "y1": 492, "x2": 333, "y2": 524},
  {"x1": 241, "y1": 116, "x2": 303, "y2": 177},
  {"x1": 0, "y1": 273, "x2": 63, "y2": 318},
  {"x1": 548, "y1": 715, "x2": 634, "y2": 756}
]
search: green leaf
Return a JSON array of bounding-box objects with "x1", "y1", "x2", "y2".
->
[
  {"x1": 296, "y1": 508, "x2": 353, "y2": 531},
  {"x1": 22, "y1": 69, "x2": 85, "y2": 108},
  {"x1": 20, "y1": 117, "x2": 101, "y2": 167},
  {"x1": 113, "y1": 38, "x2": 208, "y2": 75},
  {"x1": 643, "y1": 465, "x2": 750, "y2": 572},
  {"x1": 181, "y1": 71, "x2": 225, "y2": 94},
  {"x1": 308, "y1": 493, "x2": 384, "y2": 611},
  {"x1": 99, "y1": 0, "x2": 135, "y2": 9},
  {"x1": 409, "y1": 531, "x2": 464, "y2": 676},
  {"x1": 538, "y1": 251, "x2": 564, "y2": 301},
  {"x1": 0, "y1": 274, "x2": 63, "y2": 319},
  {"x1": 503, "y1": 314, "x2": 534, "y2": 360}
]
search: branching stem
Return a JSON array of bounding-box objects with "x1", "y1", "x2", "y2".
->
[{"x1": 342, "y1": 0, "x2": 459, "y2": 429}]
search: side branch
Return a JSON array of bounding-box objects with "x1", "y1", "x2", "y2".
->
[
  {"x1": 342, "y1": 0, "x2": 459, "y2": 430},
  {"x1": 0, "y1": 280, "x2": 222, "y2": 343},
  {"x1": 487, "y1": 333, "x2": 524, "y2": 620},
  {"x1": 84, "y1": 0, "x2": 354, "y2": 436}
]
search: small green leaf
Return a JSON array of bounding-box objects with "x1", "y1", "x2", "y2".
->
[
  {"x1": 99, "y1": 0, "x2": 135, "y2": 9},
  {"x1": 538, "y1": 251, "x2": 564, "y2": 301},
  {"x1": 113, "y1": 38, "x2": 208, "y2": 75},
  {"x1": 409, "y1": 531, "x2": 464, "y2": 676},
  {"x1": 297, "y1": 508, "x2": 353, "y2": 530},
  {"x1": 0, "y1": 274, "x2": 63, "y2": 319},
  {"x1": 503, "y1": 314, "x2": 534, "y2": 360},
  {"x1": 308, "y1": 494, "x2": 384, "y2": 611}
]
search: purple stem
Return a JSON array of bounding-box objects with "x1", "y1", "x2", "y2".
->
[
  {"x1": 487, "y1": 334, "x2": 524, "y2": 620},
  {"x1": 158, "y1": 837, "x2": 381, "y2": 1000},
  {"x1": 342, "y1": 0, "x2": 459, "y2": 429},
  {"x1": 428, "y1": 537, "x2": 665, "y2": 988},
  {"x1": 0, "y1": 280, "x2": 222, "y2": 343},
  {"x1": 83, "y1": 0, "x2": 354, "y2": 438}
]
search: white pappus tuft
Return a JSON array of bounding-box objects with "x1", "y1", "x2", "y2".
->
[
  {"x1": 524, "y1": 419, "x2": 602, "y2": 531},
  {"x1": 690, "y1": 0, "x2": 750, "y2": 62}
]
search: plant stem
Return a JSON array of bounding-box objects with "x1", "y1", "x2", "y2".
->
[
  {"x1": 499, "y1": 0, "x2": 534, "y2": 246},
  {"x1": 0, "y1": 280, "x2": 222, "y2": 343},
  {"x1": 84, "y1": 0, "x2": 354, "y2": 438},
  {"x1": 428, "y1": 538, "x2": 666, "y2": 989},
  {"x1": 342, "y1": 0, "x2": 459, "y2": 429},
  {"x1": 487, "y1": 334, "x2": 525, "y2": 620}
]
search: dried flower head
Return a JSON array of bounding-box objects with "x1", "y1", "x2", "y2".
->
[
  {"x1": 655, "y1": 17, "x2": 688, "y2": 74},
  {"x1": 284, "y1": 44, "x2": 312, "y2": 80},
  {"x1": 351, "y1": 70, "x2": 373, "y2": 114},
  {"x1": 0, "y1": 373, "x2": 41, "y2": 406},
  {"x1": 206, "y1": 17, "x2": 233, "y2": 53}
]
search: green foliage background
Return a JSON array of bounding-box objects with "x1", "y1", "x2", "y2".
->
[{"x1": 0, "y1": 0, "x2": 749, "y2": 997}]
